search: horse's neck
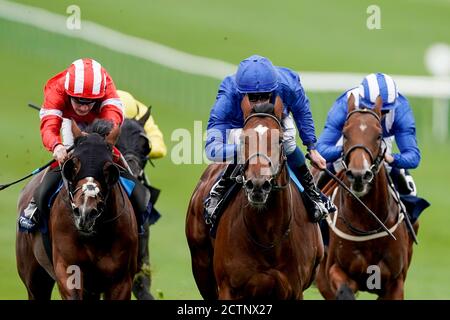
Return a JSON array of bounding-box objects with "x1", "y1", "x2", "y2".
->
[{"x1": 102, "y1": 185, "x2": 125, "y2": 222}]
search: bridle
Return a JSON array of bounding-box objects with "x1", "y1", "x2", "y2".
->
[
  {"x1": 337, "y1": 108, "x2": 390, "y2": 236},
  {"x1": 236, "y1": 112, "x2": 292, "y2": 250},
  {"x1": 236, "y1": 112, "x2": 289, "y2": 191},
  {"x1": 341, "y1": 108, "x2": 387, "y2": 181}
]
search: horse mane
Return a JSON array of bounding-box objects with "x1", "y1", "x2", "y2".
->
[
  {"x1": 252, "y1": 102, "x2": 274, "y2": 115},
  {"x1": 73, "y1": 119, "x2": 114, "y2": 146},
  {"x1": 85, "y1": 119, "x2": 114, "y2": 137}
]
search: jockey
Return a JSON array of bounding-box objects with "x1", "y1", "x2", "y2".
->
[
  {"x1": 117, "y1": 89, "x2": 167, "y2": 160},
  {"x1": 205, "y1": 55, "x2": 336, "y2": 223},
  {"x1": 316, "y1": 73, "x2": 429, "y2": 222},
  {"x1": 20, "y1": 58, "x2": 151, "y2": 233}
]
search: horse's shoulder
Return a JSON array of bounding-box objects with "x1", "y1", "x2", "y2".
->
[{"x1": 190, "y1": 164, "x2": 227, "y2": 202}]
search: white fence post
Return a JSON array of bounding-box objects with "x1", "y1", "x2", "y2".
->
[
  {"x1": 432, "y1": 99, "x2": 448, "y2": 142},
  {"x1": 426, "y1": 43, "x2": 450, "y2": 142}
]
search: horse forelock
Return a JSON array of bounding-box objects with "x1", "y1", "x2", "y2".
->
[
  {"x1": 252, "y1": 102, "x2": 274, "y2": 115},
  {"x1": 85, "y1": 119, "x2": 114, "y2": 137},
  {"x1": 71, "y1": 133, "x2": 113, "y2": 183}
]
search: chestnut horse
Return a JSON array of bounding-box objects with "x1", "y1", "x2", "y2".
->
[
  {"x1": 16, "y1": 121, "x2": 137, "y2": 299},
  {"x1": 186, "y1": 96, "x2": 323, "y2": 299},
  {"x1": 315, "y1": 95, "x2": 417, "y2": 300}
]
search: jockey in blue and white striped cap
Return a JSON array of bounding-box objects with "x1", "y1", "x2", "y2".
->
[
  {"x1": 359, "y1": 73, "x2": 398, "y2": 110},
  {"x1": 317, "y1": 72, "x2": 420, "y2": 171},
  {"x1": 316, "y1": 72, "x2": 430, "y2": 223}
]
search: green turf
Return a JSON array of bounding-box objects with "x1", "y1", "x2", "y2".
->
[
  {"x1": 1, "y1": 1, "x2": 449, "y2": 299},
  {"x1": 11, "y1": 0, "x2": 450, "y2": 74}
]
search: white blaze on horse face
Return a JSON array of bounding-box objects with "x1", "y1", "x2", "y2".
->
[
  {"x1": 359, "y1": 121, "x2": 367, "y2": 132},
  {"x1": 254, "y1": 124, "x2": 268, "y2": 136},
  {"x1": 80, "y1": 177, "x2": 100, "y2": 217},
  {"x1": 82, "y1": 177, "x2": 100, "y2": 198},
  {"x1": 362, "y1": 154, "x2": 370, "y2": 171}
]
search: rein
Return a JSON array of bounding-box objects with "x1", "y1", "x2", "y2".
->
[{"x1": 333, "y1": 108, "x2": 397, "y2": 239}]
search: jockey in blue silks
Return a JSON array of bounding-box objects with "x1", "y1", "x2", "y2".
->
[
  {"x1": 204, "y1": 55, "x2": 335, "y2": 223},
  {"x1": 317, "y1": 73, "x2": 430, "y2": 223}
]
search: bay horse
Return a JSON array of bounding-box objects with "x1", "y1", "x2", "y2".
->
[
  {"x1": 116, "y1": 111, "x2": 155, "y2": 300},
  {"x1": 186, "y1": 96, "x2": 323, "y2": 299},
  {"x1": 16, "y1": 120, "x2": 138, "y2": 299},
  {"x1": 315, "y1": 94, "x2": 417, "y2": 300}
]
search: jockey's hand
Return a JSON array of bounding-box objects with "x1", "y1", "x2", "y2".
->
[
  {"x1": 53, "y1": 144, "x2": 68, "y2": 164},
  {"x1": 308, "y1": 149, "x2": 327, "y2": 170},
  {"x1": 384, "y1": 153, "x2": 394, "y2": 164}
]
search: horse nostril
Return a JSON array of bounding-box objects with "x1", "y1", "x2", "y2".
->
[
  {"x1": 90, "y1": 208, "x2": 100, "y2": 219},
  {"x1": 363, "y1": 170, "x2": 374, "y2": 182},
  {"x1": 244, "y1": 180, "x2": 254, "y2": 190},
  {"x1": 73, "y1": 207, "x2": 80, "y2": 217},
  {"x1": 262, "y1": 180, "x2": 272, "y2": 192},
  {"x1": 346, "y1": 171, "x2": 355, "y2": 181}
]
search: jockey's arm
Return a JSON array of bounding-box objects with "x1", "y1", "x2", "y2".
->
[
  {"x1": 391, "y1": 104, "x2": 421, "y2": 169},
  {"x1": 40, "y1": 80, "x2": 65, "y2": 152},
  {"x1": 316, "y1": 99, "x2": 347, "y2": 163},
  {"x1": 133, "y1": 99, "x2": 167, "y2": 159},
  {"x1": 205, "y1": 88, "x2": 237, "y2": 163},
  {"x1": 287, "y1": 77, "x2": 317, "y2": 151},
  {"x1": 144, "y1": 115, "x2": 167, "y2": 159}
]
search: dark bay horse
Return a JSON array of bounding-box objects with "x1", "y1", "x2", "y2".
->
[
  {"x1": 116, "y1": 110, "x2": 155, "y2": 300},
  {"x1": 16, "y1": 121, "x2": 138, "y2": 299},
  {"x1": 315, "y1": 95, "x2": 417, "y2": 300},
  {"x1": 186, "y1": 96, "x2": 323, "y2": 299}
]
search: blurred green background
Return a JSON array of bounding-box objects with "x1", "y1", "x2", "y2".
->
[{"x1": 0, "y1": 0, "x2": 449, "y2": 299}]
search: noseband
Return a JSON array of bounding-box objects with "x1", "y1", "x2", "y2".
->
[
  {"x1": 341, "y1": 109, "x2": 386, "y2": 179},
  {"x1": 65, "y1": 177, "x2": 106, "y2": 214}
]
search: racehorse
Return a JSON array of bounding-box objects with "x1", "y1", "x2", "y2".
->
[
  {"x1": 115, "y1": 110, "x2": 155, "y2": 300},
  {"x1": 186, "y1": 96, "x2": 323, "y2": 299},
  {"x1": 16, "y1": 120, "x2": 138, "y2": 299},
  {"x1": 315, "y1": 95, "x2": 417, "y2": 300}
]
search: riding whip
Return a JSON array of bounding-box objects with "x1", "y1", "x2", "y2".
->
[
  {"x1": 306, "y1": 154, "x2": 397, "y2": 240},
  {"x1": 0, "y1": 145, "x2": 74, "y2": 191}
]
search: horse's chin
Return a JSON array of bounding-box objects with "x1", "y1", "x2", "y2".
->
[
  {"x1": 77, "y1": 229, "x2": 96, "y2": 238},
  {"x1": 351, "y1": 184, "x2": 369, "y2": 198},
  {"x1": 75, "y1": 221, "x2": 97, "y2": 237}
]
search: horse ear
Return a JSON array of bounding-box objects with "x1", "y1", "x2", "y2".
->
[
  {"x1": 374, "y1": 95, "x2": 382, "y2": 116},
  {"x1": 106, "y1": 124, "x2": 121, "y2": 145},
  {"x1": 274, "y1": 96, "x2": 283, "y2": 120},
  {"x1": 241, "y1": 95, "x2": 252, "y2": 119},
  {"x1": 347, "y1": 93, "x2": 356, "y2": 113},
  {"x1": 137, "y1": 106, "x2": 152, "y2": 127},
  {"x1": 62, "y1": 157, "x2": 80, "y2": 181},
  {"x1": 71, "y1": 119, "x2": 83, "y2": 139},
  {"x1": 103, "y1": 162, "x2": 120, "y2": 186}
]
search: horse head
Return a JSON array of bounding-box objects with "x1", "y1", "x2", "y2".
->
[
  {"x1": 115, "y1": 110, "x2": 151, "y2": 180},
  {"x1": 62, "y1": 120, "x2": 121, "y2": 235},
  {"x1": 342, "y1": 93, "x2": 384, "y2": 197},
  {"x1": 239, "y1": 95, "x2": 285, "y2": 208}
]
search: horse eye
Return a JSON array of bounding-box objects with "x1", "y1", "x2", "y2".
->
[{"x1": 377, "y1": 135, "x2": 382, "y2": 140}]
